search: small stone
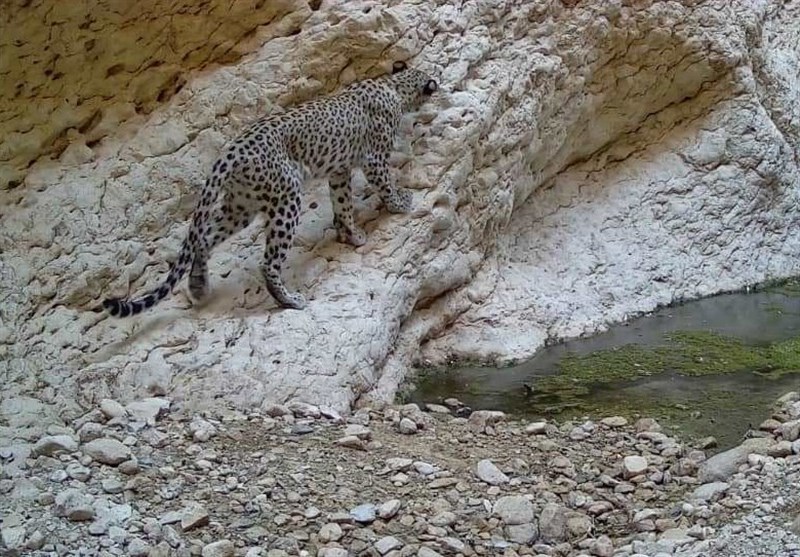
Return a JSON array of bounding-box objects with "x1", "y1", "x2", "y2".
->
[
  {"x1": 398, "y1": 418, "x2": 418, "y2": 434},
  {"x1": 759, "y1": 418, "x2": 782, "y2": 431},
  {"x1": 66, "y1": 462, "x2": 91, "y2": 482},
  {"x1": 379, "y1": 499, "x2": 402, "y2": 519},
  {"x1": 319, "y1": 549, "x2": 349, "y2": 557},
  {"x1": 431, "y1": 511, "x2": 457, "y2": 527},
  {"x1": 202, "y1": 540, "x2": 235, "y2": 557},
  {"x1": 567, "y1": 513, "x2": 593, "y2": 537},
  {"x1": 414, "y1": 461, "x2": 437, "y2": 475},
  {"x1": 335, "y1": 435, "x2": 366, "y2": 450},
  {"x1": 779, "y1": 420, "x2": 800, "y2": 442},
  {"x1": 141, "y1": 429, "x2": 170, "y2": 448},
  {"x1": 77, "y1": 422, "x2": 105, "y2": 443},
  {"x1": 291, "y1": 423, "x2": 314, "y2": 435},
  {"x1": 118, "y1": 458, "x2": 140, "y2": 475},
  {"x1": 189, "y1": 416, "x2": 217, "y2": 442},
  {"x1": 102, "y1": 478, "x2": 125, "y2": 494},
  {"x1": 127, "y1": 538, "x2": 151, "y2": 557},
  {"x1": 494, "y1": 495, "x2": 534, "y2": 525},
  {"x1": 318, "y1": 522, "x2": 343, "y2": 543},
  {"x1": 426, "y1": 403, "x2": 451, "y2": 414},
  {"x1": 768, "y1": 440, "x2": 793, "y2": 457},
  {"x1": 418, "y1": 547, "x2": 444, "y2": 557},
  {"x1": 468, "y1": 410, "x2": 505, "y2": 432},
  {"x1": 126, "y1": 398, "x2": 170, "y2": 424},
  {"x1": 181, "y1": 504, "x2": 210, "y2": 531},
  {"x1": 344, "y1": 424, "x2": 372, "y2": 439},
  {"x1": 525, "y1": 421, "x2": 548, "y2": 435},
  {"x1": 350, "y1": 503, "x2": 377, "y2": 523},
  {"x1": 698, "y1": 437, "x2": 774, "y2": 482},
  {"x1": 590, "y1": 535, "x2": 614, "y2": 557},
  {"x1": 789, "y1": 515, "x2": 800, "y2": 536},
  {"x1": 440, "y1": 537, "x2": 466, "y2": 553},
  {"x1": 506, "y1": 523, "x2": 538, "y2": 544},
  {"x1": 33, "y1": 434, "x2": 78, "y2": 456},
  {"x1": 539, "y1": 503, "x2": 568, "y2": 543},
  {"x1": 304, "y1": 506, "x2": 321, "y2": 519},
  {"x1": 53, "y1": 488, "x2": 95, "y2": 521},
  {"x1": 691, "y1": 482, "x2": 730, "y2": 502},
  {"x1": 623, "y1": 455, "x2": 648, "y2": 478},
  {"x1": 697, "y1": 436, "x2": 718, "y2": 449},
  {"x1": 384, "y1": 458, "x2": 412, "y2": 472},
  {"x1": 375, "y1": 536, "x2": 403, "y2": 555},
  {"x1": 601, "y1": 416, "x2": 628, "y2": 428},
  {"x1": 635, "y1": 417, "x2": 662, "y2": 432},
  {"x1": 26, "y1": 529, "x2": 45, "y2": 550},
  {"x1": 428, "y1": 477, "x2": 459, "y2": 489},
  {"x1": 287, "y1": 401, "x2": 321, "y2": 418},
  {"x1": 1, "y1": 525, "x2": 25, "y2": 550},
  {"x1": 83, "y1": 438, "x2": 132, "y2": 465},
  {"x1": 100, "y1": 399, "x2": 128, "y2": 419},
  {"x1": 475, "y1": 459, "x2": 509, "y2": 485}
]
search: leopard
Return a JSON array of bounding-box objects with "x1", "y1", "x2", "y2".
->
[{"x1": 101, "y1": 61, "x2": 438, "y2": 318}]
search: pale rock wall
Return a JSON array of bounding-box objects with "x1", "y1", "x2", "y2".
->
[{"x1": 1, "y1": 0, "x2": 799, "y2": 430}]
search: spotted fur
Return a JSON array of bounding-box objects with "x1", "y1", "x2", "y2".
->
[{"x1": 102, "y1": 62, "x2": 438, "y2": 317}]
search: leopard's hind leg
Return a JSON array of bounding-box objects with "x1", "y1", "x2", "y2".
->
[
  {"x1": 260, "y1": 168, "x2": 307, "y2": 310},
  {"x1": 188, "y1": 193, "x2": 254, "y2": 303}
]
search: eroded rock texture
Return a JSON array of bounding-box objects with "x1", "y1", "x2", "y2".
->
[
  {"x1": 1, "y1": 0, "x2": 798, "y2": 421},
  {"x1": 0, "y1": 0, "x2": 305, "y2": 188}
]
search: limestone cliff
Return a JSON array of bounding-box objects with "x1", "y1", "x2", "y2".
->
[{"x1": 1, "y1": 0, "x2": 799, "y2": 423}]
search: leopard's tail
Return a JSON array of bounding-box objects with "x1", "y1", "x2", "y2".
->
[{"x1": 102, "y1": 175, "x2": 219, "y2": 318}]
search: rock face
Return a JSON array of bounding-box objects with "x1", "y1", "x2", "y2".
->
[
  {"x1": 0, "y1": 0, "x2": 305, "y2": 188},
  {"x1": 1, "y1": 0, "x2": 799, "y2": 416}
]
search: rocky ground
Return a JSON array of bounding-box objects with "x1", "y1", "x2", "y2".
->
[{"x1": 2, "y1": 393, "x2": 800, "y2": 557}]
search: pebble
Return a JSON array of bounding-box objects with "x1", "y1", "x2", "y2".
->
[
  {"x1": 474, "y1": 459, "x2": 509, "y2": 485},
  {"x1": 335, "y1": 435, "x2": 366, "y2": 450},
  {"x1": 398, "y1": 417, "x2": 418, "y2": 434},
  {"x1": 100, "y1": 399, "x2": 128, "y2": 419},
  {"x1": 126, "y1": 398, "x2": 171, "y2": 424},
  {"x1": 623, "y1": 455, "x2": 648, "y2": 478},
  {"x1": 350, "y1": 503, "x2": 377, "y2": 523},
  {"x1": 494, "y1": 495, "x2": 534, "y2": 525},
  {"x1": 375, "y1": 536, "x2": 403, "y2": 554},
  {"x1": 127, "y1": 538, "x2": 151, "y2": 557},
  {"x1": 318, "y1": 522, "x2": 343, "y2": 543},
  {"x1": 601, "y1": 416, "x2": 628, "y2": 427},
  {"x1": 181, "y1": 504, "x2": 210, "y2": 531},
  {"x1": 202, "y1": 539, "x2": 235, "y2": 557},
  {"x1": 32, "y1": 434, "x2": 78, "y2": 456},
  {"x1": 82, "y1": 438, "x2": 132, "y2": 465},
  {"x1": 526, "y1": 421, "x2": 548, "y2": 434},
  {"x1": 189, "y1": 416, "x2": 217, "y2": 442},
  {"x1": 344, "y1": 424, "x2": 372, "y2": 439},
  {"x1": 379, "y1": 499, "x2": 402, "y2": 519},
  {"x1": 53, "y1": 488, "x2": 95, "y2": 521}
]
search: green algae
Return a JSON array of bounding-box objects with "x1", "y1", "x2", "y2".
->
[{"x1": 534, "y1": 330, "x2": 800, "y2": 398}]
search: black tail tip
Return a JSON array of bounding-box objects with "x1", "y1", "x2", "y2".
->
[{"x1": 102, "y1": 298, "x2": 122, "y2": 317}]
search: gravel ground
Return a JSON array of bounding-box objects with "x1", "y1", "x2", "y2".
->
[{"x1": 1, "y1": 392, "x2": 799, "y2": 557}]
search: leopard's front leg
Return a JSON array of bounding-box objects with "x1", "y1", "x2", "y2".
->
[{"x1": 363, "y1": 152, "x2": 413, "y2": 214}]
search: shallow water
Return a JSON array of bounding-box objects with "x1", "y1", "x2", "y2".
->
[{"x1": 411, "y1": 287, "x2": 800, "y2": 450}]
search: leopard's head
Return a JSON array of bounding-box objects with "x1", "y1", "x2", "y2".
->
[{"x1": 389, "y1": 61, "x2": 438, "y2": 109}]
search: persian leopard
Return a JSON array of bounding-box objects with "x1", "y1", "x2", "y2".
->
[{"x1": 102, "y1": 61, "x2": 438, "y2": 318}]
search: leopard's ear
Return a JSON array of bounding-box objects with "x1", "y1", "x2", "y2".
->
[
  {"x1": 423, "y1": 79, "x2": 438, "y2": 95},
  {"x1": 392, "y1": 60, "x2": 408, "y2": 74}
]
